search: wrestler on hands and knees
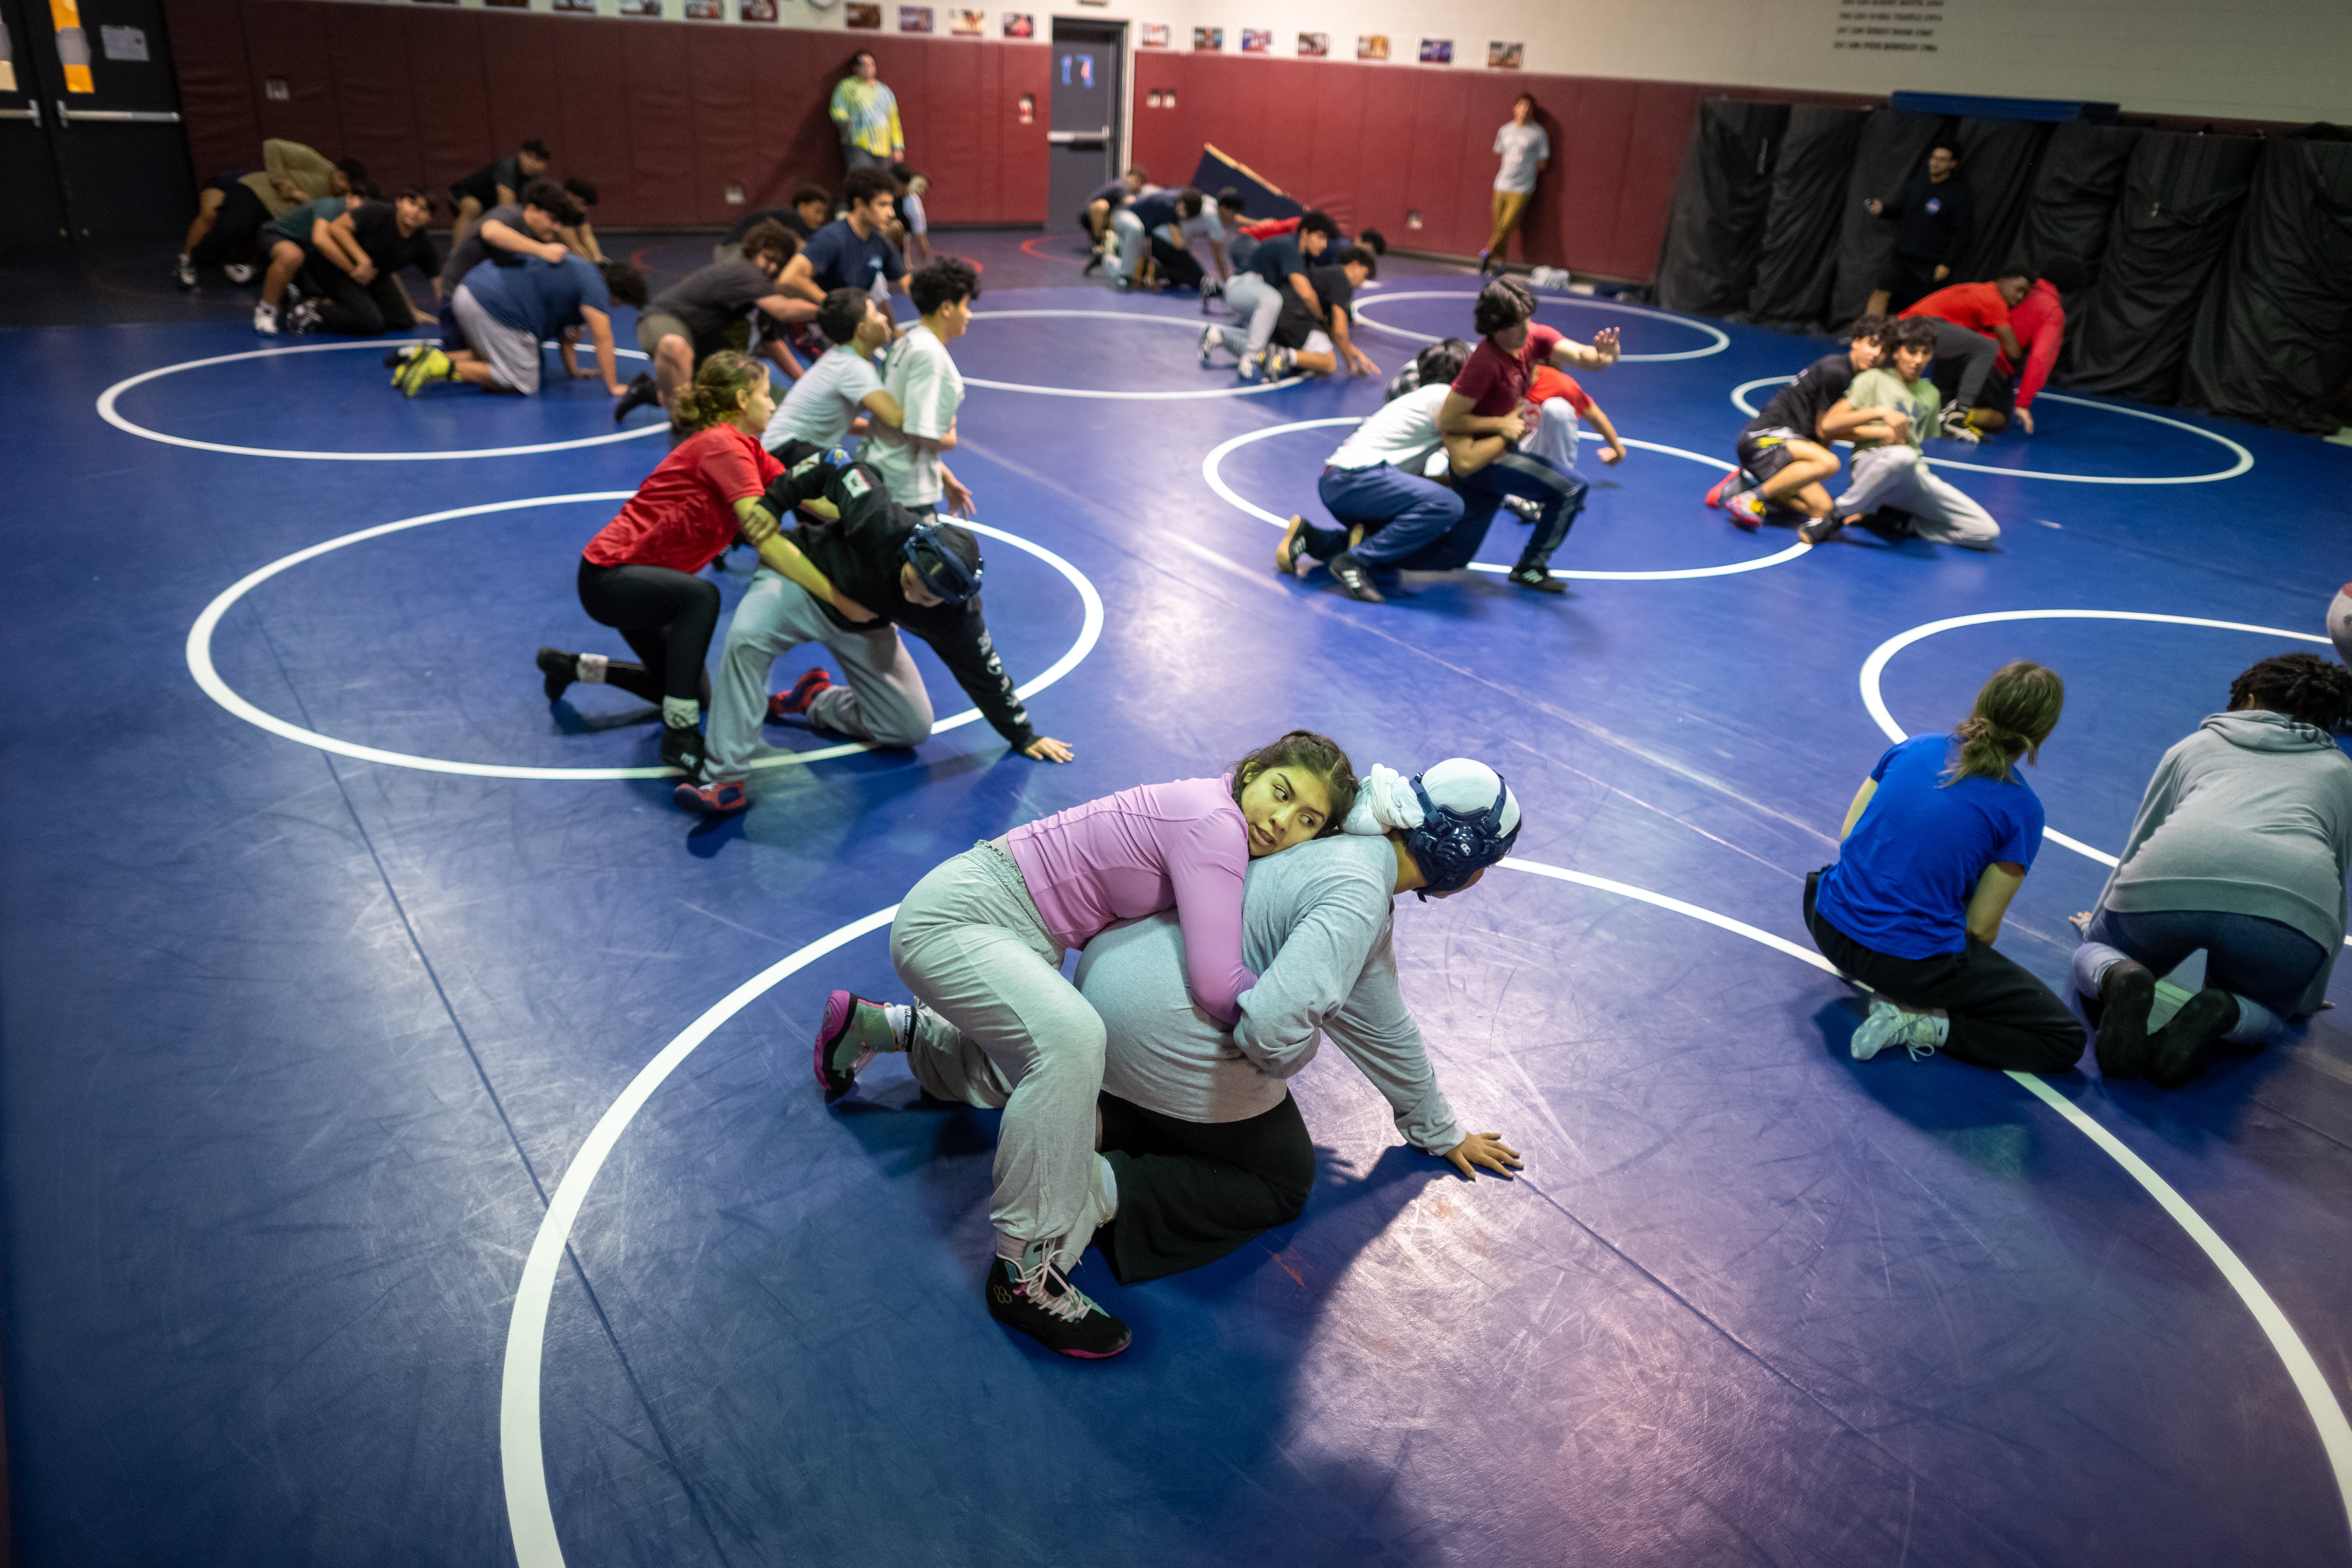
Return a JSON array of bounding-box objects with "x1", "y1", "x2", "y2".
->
[{"x1": 674, "y1": 440, "x2": 1075, "y2": 815}]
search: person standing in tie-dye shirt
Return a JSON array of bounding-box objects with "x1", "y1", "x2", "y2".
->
[{"x1": 829, "y1": 52, "x2": 904, "y2": 171}]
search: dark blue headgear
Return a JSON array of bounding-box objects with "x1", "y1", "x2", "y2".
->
[
  {"x1": 903, "y1": 517, "x2": 982, "y2": 605},
  {"x1": 1404, "y1": 770, "x2": 1518, "y2": 900}
]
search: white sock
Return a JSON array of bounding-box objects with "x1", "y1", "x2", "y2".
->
[
  {"x1": 1095, "y1": 1155, "x2": 1117, "y2": 1223},
  {"x1": 661, "y1": 695, "x2": 699, "y2": 729},
  {"x1": 883, "y1": 1002, "x2": 912, "y2": 1050},
  {"x1": 577, "y1": 652, "x2": 609, "y2": 684},
  {"x1": 996, "y1": 1230, "x2": 1029, "y2": 1263}
]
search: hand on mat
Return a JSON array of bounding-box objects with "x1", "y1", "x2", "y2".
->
[
  {"x1": 1599, "y1": 441, "x2": 1626, "y2": 466},
  {"x1": 2016, "y1": 406, "x2": 2036, "y2": 435},
  {"x1": 1444, "y1": 1133, "x2": 1522, "y2": 1180},
  {"x1": 1021, "y1": 736, "x2": 1075, "y2": 763},
  {"x1": 941, "y1": 473, "x2": 977, "y2": 518},
  {"x1": 1346, "y1": 347, "x2": 1380, "y2": 378}
]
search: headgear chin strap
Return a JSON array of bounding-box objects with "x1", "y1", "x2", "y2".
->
[
  {"x1": 1404, "y1": 771, "x2": 1517, "y2": 900},
  {"x1": 903, "y1": 517, "x2": 982, "y2": 605}
]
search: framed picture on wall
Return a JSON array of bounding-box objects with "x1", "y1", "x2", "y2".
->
[
  {"x1": 618, "y1": 0, "x2": 659, "y2": 16},
  {"x1": 740, "y1": 0, "x2": 777, "y2": 18},
  {"x1": 1418, "y1": 37, "x2": 1452, "y2": 63},
  {"x1": 1139, "y1": 21, "x2": 1169, "y2": 47},
  {"x1": 1296, "y1": 32, "x2": 1328, "y2": 56},
  {"x1": 1487, "y1": 41, "x2": 1522, "y2": 67},
  {"x1": 899, "y1": 5, "x2": 933, "y2": 30},
  {"x1": 1355, "y1": 35, "x2": 1388, "y2": 60},
  {"x1": 552, "y1": 0, "x2": 594, "y2": 13},
  {"x1": 950, "y1": 8, "x2": 984, "y2": 34},
  {"x1": 1002, "y1": 11, "x2": 1035, "y2": 36},
  {"x1": 683, "y1": 0, "x2": 721, "y2": 17},
  {"x1": 846, "y1": 1, "x2": 881, "y2": 25},
  {"x1": 1240, "y1": 28, "x2": 1272, "y2": 54},
  {"x1": 1192, "y1": 26, "x2": 1222, "y2": 50},
  {"x1": 484, "y1": 0, "x2": 528, "y2": 11}
]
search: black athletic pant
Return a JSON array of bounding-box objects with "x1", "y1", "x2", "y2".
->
[
  {"x1": 575, "y1": 559, "x2": 722, "y2": 706},
  {"x1": 1095, "y1": 1091, "x2": 1316, "y2": 1284},
  {"x1": 1872, "y1": 251, "x2": 1940, "y2": 313},
  {"x1": 1927, "y1": 319, "x2": 1999, "y2": 414},
  {"x1": 1804, "y1": 870, "x2": 2085, "y2": 1074},
  {"x1": 1148, "y1": 234, "x2": 1206, "y2": 291},
  {"x1": 299, "y1": 259, "x2": 414, "y2": 337},
  {"x1": 191, "y1": 183, "x2": 270, "y2": 268}
]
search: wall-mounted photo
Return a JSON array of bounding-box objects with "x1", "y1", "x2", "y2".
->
[
  {"x1": 1138, "y1": 21, "x2": 1169, "y2": 47},
  {"x1": 1192, "y1": 26, "x2": 1222, "y2": 50},
  {"x1": 846, "y1": 2, "x2": 882, "y2": 26},
  {"x1": 618, "y1": 0, "x2": 659, "y2": 16},
  {"x1": 1355, "y1": 34, "x2": 1388, "y2": 61},
  {"x1": 1487, "y1": 40, "x2": 1522, "y2": 68},
  {"x1": 899, "y1": 5, "x2": 933, "y2": 31},
  {"x1": 951, "y1": 8, "x2": 985, "y2": 35},
  {"x1": 1297, "y1": 31, "x2": 1328, "y2": 57},
  {"x1": 1240, "y1": 28, "x2": 1272, "y2": 54},
  {"x1": 682, "y1": 0, "x2": 720, "y2": 17},
  {"x1": 1418, "y1": 37, "x2": 1452, "y2": 63},
  {"x1": 1003, "y1": 11, "x2": 1035, "y2": 36},
  {"x1": 552, "y1": 0, "x2": 594, "y2": 13},
  {"x1": 741, "y1": 0, "x2": 778, "y2": 18},
  {"x1": 484, "y1": 0, "x2": 528, "y2": 11}
]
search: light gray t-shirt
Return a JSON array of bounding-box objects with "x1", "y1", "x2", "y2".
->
[
  {"x1": 1327, "y1": 384, "x2": 1448, "y2": 473},
  {"x1": 860, "y1": 323, "x2": 963, "y2": 507},
  {"x1": 1072, "y1": 832, "x2": 1461, "y2": 1152},
  {"x1": 1494, "y1": 121, "x2": 1552, "y2": 194},
  {"x1": 761, "y1": 343, "x2": 884, "y2": 452}
]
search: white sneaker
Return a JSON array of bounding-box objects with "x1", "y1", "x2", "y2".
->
[
  {"x1": 1890, "y1": 1010, "x2": 1948, "y2": 1061},
  {"x1": 1849, "y1": 997, "x2": 1905, "y2": 1061},
  {"x1": 1198, "y1": 325, "x2": 1218, "y2": 367},
  {"x1": 173, "y1": 253, "x2": 196, "y2": 289},
  {"x1": 1237, "y1": 354, "x2": 1262, "y2": 384},
  {"x1": 252, "y1": 302, "x2": 279, "y2": 336},
  {"x1": 223, "y1": 261, "x2": 255, "y2": 283}
]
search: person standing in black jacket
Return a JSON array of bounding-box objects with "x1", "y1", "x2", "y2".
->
[
  {"x1": 678, "y1": 442, "x2": 1075, "y2": 813},
  {"x1": 1863, "y1": 144, "x2": 1974, "y2": 316}
]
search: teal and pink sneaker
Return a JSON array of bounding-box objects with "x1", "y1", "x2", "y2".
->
[{"x1": 814, "y1": 990, "x2": 898, "y2": 1096}]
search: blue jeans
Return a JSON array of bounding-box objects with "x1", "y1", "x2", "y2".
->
[
  {"x1": 1312, "y1": 463, "x2": 1465, "y2": 567},
  {"x1": 1454, "y1": 449, "x2": 1589, "y2": 569},
  {"x1": 2072, "y1": 906, "x2": 2327, "y2": 1044}
]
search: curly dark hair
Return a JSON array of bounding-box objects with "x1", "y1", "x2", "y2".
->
[
  {"x1": 2230, "y1": 652, "x2": 2352, "y2": 732},
  {"x1": 1229, "y1": 730, "x2": 1358, "y2": 838},
  {"x1": 910, "y1": 256, "x2": 980, "y2": 316},
  {"x1": 1472, "y1": 276, "x2": 1537, "y2": 337}
]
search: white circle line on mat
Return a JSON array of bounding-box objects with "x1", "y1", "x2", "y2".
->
[
  {"x1": 98, "y1": 339, "x2": 670, "y2": 461},
  {"x1": 184, "y1": 494, "x2": 1105, "y2": 779},
  {"x1": 891, "y1": 309, "x2": 1307, "y2": 398},
  {"x1": 1859, "y1": 609, "x2": 2343, "y2": 931},
  {"x1": 1728, "y1": 377, "x2": 2254, "y2": 485},
  {"x1": 1201, "y1": 417, "x2": 1811, "y2": 581},
  {"x1": 1354, "y1": 290, "x2": 1731, "y2": 361},
  {"x1": 498, "y1": 860, "x2": 2352, "y2": 1566}
]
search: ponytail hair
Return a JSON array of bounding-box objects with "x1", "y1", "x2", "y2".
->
[
  {"x1": 2230, "y1": 651, "x2": 2352, "y2": 733},
  {"x1": 1230, "y1": 729, "x2": 1359, "y2": 837},
  {"x1": 670, "y1": 350, "x2": 767, "y2": 434},
  {"x1": 1943, "y1": 659, "x2": 2064, "y2": 786}
]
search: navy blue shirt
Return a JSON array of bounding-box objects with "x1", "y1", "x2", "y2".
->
[
  {"x1": 1814, "y1": 733, "x2": 2045, "y2": 959},
  {"x1": 1130, "y1": 192, "x2": 1181, "y2": 232},
  {"x1": 801, "y1": 218, "x2": 905, "y2": 294},
  {"x1": 462, "y1": 253, "x2": 610, "y2": 340},
  {"x1": 1247, "y1": 236, "x2": 1308, "y2": 288}
]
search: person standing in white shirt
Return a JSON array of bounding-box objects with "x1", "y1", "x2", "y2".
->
[
  {"x1": 861, "y1": 258, "x2": 978, "y2": 516},
  {"x1": 760, "y1": 288, "x2": 904, "y2": 454},
  {"x1": 1482, "y1": 94, "x2": 1550, "y2": 277}
]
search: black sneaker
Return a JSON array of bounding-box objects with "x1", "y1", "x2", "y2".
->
[
  {"x1": 659, "y1": 722, "x2": 707, "y2": 784},
  {"x1": 2092, "y1": 959, "x2": 2155, "y2": 1079},
  {"x1": 614, "y1": 371, "x2": 659, "y2": 425},
  {"x1": 2144, "y1": 989, "x2": 2240, "y2": 1090},
  {"x1": 384, "y1": 342, "x2": 424, "y2": 370},
  {"x1": 1798, "y1": 514, "x2": 1846, "y2": 546},
  {"x1": 1508, "y1": 564, "x2": 1566, "y2": 594},
  {"x1": 1081, "y1": 250, "x2": 1103, "y2": 277},
  {"x1": 1325, "y1": 550, "x2": 1386, "y2": 603},
  {"x1": 536, "y1": 647, "x2": 577, "y2": 702},
  {"x1": 985, "y1": 1242, "x2": 1130, "y2": 1358}
]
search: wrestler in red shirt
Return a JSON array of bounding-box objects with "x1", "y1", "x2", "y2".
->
[{"x1": 1908, "y1": 259, "x2": 2088, "y2": 435}]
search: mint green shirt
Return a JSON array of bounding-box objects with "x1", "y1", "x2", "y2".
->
[{"x1": 1846, "y1": 365, "x2": 1942, "y2": 449}]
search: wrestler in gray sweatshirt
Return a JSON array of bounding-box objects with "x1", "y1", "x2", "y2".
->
[
  {"x1": 2095, "y1": 708, "x2": 2352, "y2": 1015},
  {"x1": 1073, "y1": 831, "x2": 1461, "y2": 1153}
]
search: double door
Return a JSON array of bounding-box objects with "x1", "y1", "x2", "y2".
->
[{"x1": 1, "y1": 0, "x2": 191, "y2": 250}]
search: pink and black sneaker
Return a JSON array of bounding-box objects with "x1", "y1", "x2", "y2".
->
[
  {"x1": 813, "y1": 989, "x2": 897, "y2": 1096},
  {"x1": 986, "y1": 1241, "x2": 1131, "y2": 1359},
  {"x1": 1703, "y1": 469, "x2": 1743, "y2": 509},
  {"x1": 767, "y1": 668, "x2": 835, "y2": 725}
]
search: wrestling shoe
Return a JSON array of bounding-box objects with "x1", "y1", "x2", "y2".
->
[
  {"x1": 1500, "y1": 493, "x2": 1544, "y2": 522},
  {"x1": 1261, "y1": 346, "x2": 1298, "y2": 381},
  {"x1": 1081, "y1": 248, "x2": 1103, "y2": 277},
  {"x1": 659, "y1": 722, "x2": 707, "y2": 784},
  {"x1": 2144, "y1": 989, "x2": 2240, "y2": 1090},
  {"x1": 813, "y1": 989, "x2": 899, "y2": 1096},
  {"x1": 1853, "y1": 999, "x2": 1944, "y2": 1062},
  {"x1": 285, "y1": 299, "x2": 323, "y2": 335},
  {"x1": 173, "y1": 253, "x2": 197, "y2": 290},
  {"x1": 384, "y1": 341, "x2": 424, "y2": 371},
  {"x1": 986, "y1": 1241, "x2": 1131, "y2": 1359},
  {"x1": 613, "y1": 370, "x2": 659, "y2": 425},
  {"x1": 1236, "y1": 353, "x2": 1263, "y2": 384},
  {"x1": 1198, "y1": 325, "x2": 1219, "y2": 367},
  {"x1": 1507, "y1": 564, "x2": 1567, "y2": 595},
  {"x1": 1798, "y1": 514, "x2": 1846, "y2": 546},
  {"x1": 2091, "y1": 959, "x2": 2156, "y2": 1080},
  {"x1": 223, "y1": 261, "x2": 255, "y2": 283},
  {"x1": 1937, "y1": 405, "x2": 1983, "y2": 444},
  {"x1": 396, "y1": 347, "x2": 453, "y2": 397},
  {"x1": 535, "y1": 647, "x2": 577, "y2": 702},
  {"x1": 1726, "y1": 492, "x2": 1767, "y2": 531},
  {"x1": 252, "y1": 301, "x2": 279, "y2": 336},
  {"x1": 766, "y1": 668, "x2": 835, "y2": 724},
  {"x1": 1702, "y1": 469, "x2": 1744, "y2": 508},
  {"x1": 1324, "y1": 550, "x2": 1386, "y2": 604},
  {"x1": 1275, "y1": 514, "x2": 1309, "y2": 577},
  {"x1": 673, "y1": 777, "x2": 749, "y2": 815},
  {"x1": 1200, "y1": 278, "x2": 1224, "y2": 314}
]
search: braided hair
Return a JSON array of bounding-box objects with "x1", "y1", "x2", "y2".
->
[
  {"x1": 2230, "y1": 652, "x2": 2352, "y2": 732},
  {"x1": 1943, "y1": 660, "x2": 2065, "y2": 786}
]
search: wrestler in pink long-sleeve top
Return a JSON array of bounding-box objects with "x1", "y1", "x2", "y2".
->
[{"x1": 811, "y1": 731, "x2": 1359, "y2": 1358}]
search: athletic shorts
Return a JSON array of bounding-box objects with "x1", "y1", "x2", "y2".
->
[
  {"x1": 635, "y1": 310, "x2": 740, "y2": 364},
  {"x1": 1735, "y1": 424, "x2": 1805, "y2": 483},
  {"x1": 450, "y1": 284, "x2": 544, "y2": 394},
  {"x1": 204, "y1": 168, "x2": 260, "y2": 195}
]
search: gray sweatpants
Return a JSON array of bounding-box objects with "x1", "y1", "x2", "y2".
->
[
  {"x1": 890, "y1": 842, "x2": 1112, "y2": 1266},
  {"x1": 1834, "y1": 444, "x2": 2000, "y2": 548},
  {"x1": 1214, "y1": 272, "x2": 1285, "y2": 360},
  {"x1": 1930, "y1": 318, "x2": 1999, "y2": 412},
  {"x1": 707, "y1": 569, "x2": 934, "y2": 780}
]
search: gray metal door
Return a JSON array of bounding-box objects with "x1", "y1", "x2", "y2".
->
[
  {"x1": 0, "y1": 0, "x2": 71, "y2": 247},
  {"x1": 0, "y1": 0, "x2": 190, "y2": 247},
  {"x1": 1047, "y1": 19, "x2": 1122, "y2": 228}
]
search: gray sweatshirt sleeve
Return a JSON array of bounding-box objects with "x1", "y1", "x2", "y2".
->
[
  {"x1": 1323, "y1": 923, "x2": 1462, "y2": 1153},
  {"x1": 1231, "y1": 877, "x2": 1391, "y2": 1079}
]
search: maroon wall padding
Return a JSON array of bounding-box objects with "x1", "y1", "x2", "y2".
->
[{"x1": 168, "y1": 0, "x2": 1052, "y2": 228}]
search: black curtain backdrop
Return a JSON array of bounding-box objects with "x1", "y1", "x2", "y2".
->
[
  {"x1": 1655, "y1": 100, "x2": 1790, "y2": 316},
  {"x1": 2003, "y1": 123, "x2": 2143, "y2": 283},
  {"x1": 2066, "y1": 133, "x2": 2261, "y2": 403},
  {"x1": 2185, "y1": 137, "x2": 2352, "y2": 433},
  {"x1": 1827, "y1": 109, "x2": 1946, "y2": 326},
  {"x1": 1950, "y1": 116, "x2": 2052, "y2": 283},
  {"x1": 1740, "y1": 105, "x2": 1869, "y2": 332}
]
